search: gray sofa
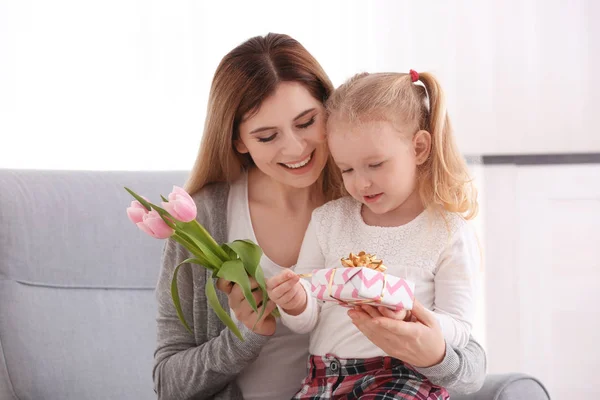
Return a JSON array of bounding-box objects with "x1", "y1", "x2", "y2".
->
[{"x1": 0, "y1": 169, "x2": 551, "y2": 400}]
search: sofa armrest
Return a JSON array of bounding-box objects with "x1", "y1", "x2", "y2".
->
[{"x1": 452, "y1": 373, "x2": 550, "y2": 400}]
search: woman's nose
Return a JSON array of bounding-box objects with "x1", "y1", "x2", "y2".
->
[{"x1": 281, "y1": 131, "x2": 306, "y2": 157}]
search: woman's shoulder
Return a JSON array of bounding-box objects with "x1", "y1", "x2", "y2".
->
[
  {"x1": 190, "y1": 181, "x2": 231, "y2": 237},
  {"x1": 191, "y1": 181, "x2": 230, "y2": 210}
]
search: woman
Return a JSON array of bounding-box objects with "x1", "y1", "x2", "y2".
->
[{"x1": 152, "y1": 32, "x2": 486, "y2": 400}]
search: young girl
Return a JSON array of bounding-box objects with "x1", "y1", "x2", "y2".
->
[{"x1": 267, "y1": 70, "x2": 480, "y2": 399}]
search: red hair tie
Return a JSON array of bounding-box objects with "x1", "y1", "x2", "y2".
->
[{"x1": 409, "y1": 69, "x2": 419, "y2": 82}]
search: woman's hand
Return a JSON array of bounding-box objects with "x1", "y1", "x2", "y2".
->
[
  {"x1": 348, "y1": 300, "x2": 446, "y2": 368},
  {"x1": 266, "y1": 270, "x2": 307, "y2": 316},
  {"x1": 216, "y1": 277, "x2": 277, "y2": 336}
]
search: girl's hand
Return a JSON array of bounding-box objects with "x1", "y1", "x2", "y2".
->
[
  {"x1": 380, "y1": 306, "x2": 411, "y2": 322},
  {"x1": 266, "y1": 270, "x2": 307, "y2": 316},
  {"x1": 348, "y1": 300, "x2": 446, "y2": 368},
  {"x1": 216, "y1": 277, "x2": 277, "y2": 336}
]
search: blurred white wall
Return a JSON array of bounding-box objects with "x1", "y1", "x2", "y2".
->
[
  {"x1": 483, "y1": 163, "x2": 600, "y2": 398},
  {"x1": 1, "y1": 0, "x2": 599, "y2": 171}
]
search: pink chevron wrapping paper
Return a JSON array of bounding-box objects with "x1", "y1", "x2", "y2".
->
[{"x1": 308, "y1": 267, "x2": 415, "y2": 311}]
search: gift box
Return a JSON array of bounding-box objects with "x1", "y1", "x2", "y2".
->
[{"x1": 307, "y1": 252, "x2": 415, "y2": 311}]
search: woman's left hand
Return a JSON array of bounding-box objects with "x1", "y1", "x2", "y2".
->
[{"x1": 348, "y1": 300, "x2": 446, "y2": 368}]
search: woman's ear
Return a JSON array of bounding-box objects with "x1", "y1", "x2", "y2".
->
[
  {"x1": 413, "y1": 130, "x2": 431, "y2": 165},
  {"x1": 234, "y1": 138, "x2": 249, "y2": 154}
]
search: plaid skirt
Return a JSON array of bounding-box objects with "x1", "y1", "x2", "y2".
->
[{"x1": 292, "y1": 354, "x2": 449, "y2": 400}]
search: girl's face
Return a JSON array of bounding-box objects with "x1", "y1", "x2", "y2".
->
[
  {"x1": 327, "y1": 118, "x2": 431, "y2": 224},
  {"x1": 236, "y1": 82, "x2": 329, "y2": 189}
]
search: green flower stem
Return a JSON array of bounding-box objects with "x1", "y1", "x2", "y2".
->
[{"x1": 190, "y1": 219, "x2": 230, "y2": 261}]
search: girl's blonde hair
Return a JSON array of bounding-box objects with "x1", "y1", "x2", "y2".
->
[
  {"x1": 184, "y1": 33, "x2": 343, "y2": 201},
  {"x1": 326, "y1": 71, "x2": 478, "y2": 220}
]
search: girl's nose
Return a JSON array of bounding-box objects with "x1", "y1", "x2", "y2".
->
[{"x1": 357, "y1": 173, "x2": 372, "y2": 190}]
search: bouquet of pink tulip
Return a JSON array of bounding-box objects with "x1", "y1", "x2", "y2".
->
[{"x1": 125, "y1": 185, "x2": 276, "y2": 341}]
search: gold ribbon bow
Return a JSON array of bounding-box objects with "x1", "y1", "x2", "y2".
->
[
  {"x1": 340, "y1": 251, "x2": 387, "y2": 272},
  {"x1": 297, "y1": 251, "x2": 387, "y2": 283}
]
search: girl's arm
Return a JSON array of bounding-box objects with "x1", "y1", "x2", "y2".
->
[
  {"x1": 431, "y1": 222, "x2": 480, "y2": 348},
  {"x1": 278, "y1": 218, "x2": 324, "y2": 334}
]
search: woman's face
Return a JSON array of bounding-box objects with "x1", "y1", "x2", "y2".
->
[{"x1": 236, "y1": 82, "x2": 329, "y2": 189}]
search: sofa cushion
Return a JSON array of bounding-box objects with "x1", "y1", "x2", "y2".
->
[
  {"x1": 0, "y1": 169, "x2": 187, "y2": 400},
  {"x1": 0, "y1": 170, "x2": 186, "y2": 286},
  {"x1": 452, "y1": 373, "x2": 550, "y2": 400}
]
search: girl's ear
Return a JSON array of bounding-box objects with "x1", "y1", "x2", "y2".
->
[{"x1": 413, "y1": 130, "x2": 432, "y2": 165}]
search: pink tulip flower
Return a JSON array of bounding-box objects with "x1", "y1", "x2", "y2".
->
[
  {"x1": 126, "y1": 200, "x2": 149, "y2": 224},
  {"x1": 162, "y1": 186, "x2": 197, "y2": 223},
  {"x1": 137, "y1": 210, "x2": 174, "y2": 239}
]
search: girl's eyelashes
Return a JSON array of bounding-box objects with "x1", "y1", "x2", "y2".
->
[
  {"x1": 258, "y1": 133, "x2": 277, "y2": 143},
  {"x1": 340, "y1": 162, "x2": 384, "y2": 173}
]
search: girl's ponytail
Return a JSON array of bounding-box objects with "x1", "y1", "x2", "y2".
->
[{"x1": 417, "y1": 72, "x2": 478, "y2": 219}]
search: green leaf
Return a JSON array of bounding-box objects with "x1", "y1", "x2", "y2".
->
[
  {"x1": 171, "y1": 232, "x2": 218, "y2": 269},
  {"x1": 165, "y1": 219, "x2": 230, "y2": 268},
  {"x1": 125, "y1": 187, "x2": 153, "y2": 211},
  {"x1": 252, "y1": 267, "x2": 270, "y2": 322},
  {"x1": 171, "y1": 262, "x2": 194, "y2": 335},
  {"x1": 171, "y1": 234, "x2": 207, "y2": 262},
  {"x1": 176, "y1": 229, "x2": 222, "y2": 269},
  {"x1": 160, "y1": 194, "x2": 168, "y2": 202},
  {"x1": 221, "y1": 244, "x2": 238, "y2": 260},
  {"x1": 179, "y1": 256, "x2": 215, "y2": 271},
  {"x1": 216, "y1": 259, "x2": 257, "y2": 312},
  {"x1": 185, "y1": 220, "x2": 230, "y2": 261},
  {"x1": 205, "y1": 277, "x2": 244, "y2": 341},
  {"x1": 171, "y1": 257, "x2": 220, "y2": 335},
  {"x1": 226, "y1": 240, "x2": 268, "y2": 320},
  {"x1": 227, "y1": 240, "x2": 262, "y2": 275}
]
